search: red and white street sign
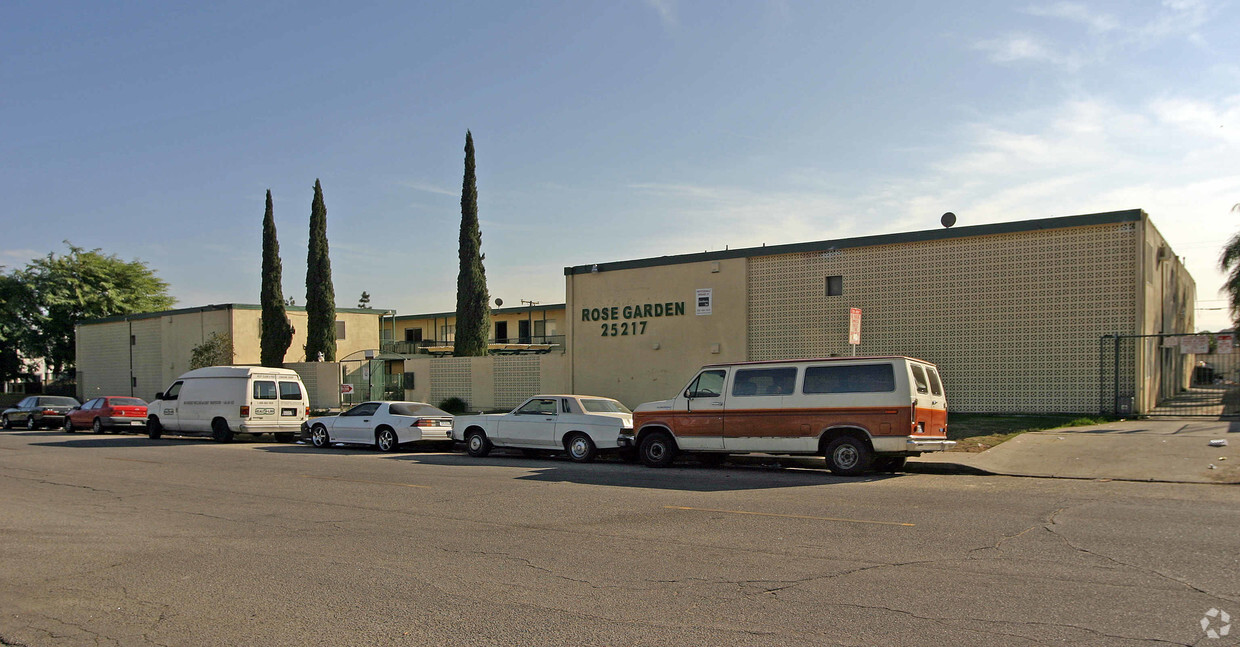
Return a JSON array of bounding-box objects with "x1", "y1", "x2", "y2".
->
[
  {"x1": 848, "y1": 308, "x2": 862, "y2": 346},
  {"x1": 340, "y1": 384, "x2": 354, "y2": 394}
]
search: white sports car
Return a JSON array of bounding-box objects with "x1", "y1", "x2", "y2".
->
[
  {"x1": 302, "y1": 401, "x2": 453, "y2": 452},
  {"x1": 452, "y1": 395, "x2": 633, "y2": 462}
]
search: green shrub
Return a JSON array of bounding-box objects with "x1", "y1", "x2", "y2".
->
[{"x1": 438, "y1": 397, "x2": 468, "y2": 415}]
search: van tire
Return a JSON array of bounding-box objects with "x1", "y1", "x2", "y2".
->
[
  {"x1": 376, "y1": 427, "x2": 399, "y2": 453},
  {"x1": 873, "y1": 456, "x2": 907, "y2": 472},
  {"x1": 825, "y1": 436, "x2": 872, "y2": 476},
  {"x1": 310, "y1": 424, "x2": 331, "y2": 449},
  {"x1": 565, "y1": 433, "x2": 597, "y2": 463},
  {"x1": 148, "y1": 417, "x2": 162, "y2": 439},
  {"x1": 211, "y1": 419, "x2": 234, "y2": 443},
  {"x1": 639, "y1": 432, "x2": 678, "y2": 468},
  {"x1": 465, "y1": 430, "x2": 491, "y2": 457}
]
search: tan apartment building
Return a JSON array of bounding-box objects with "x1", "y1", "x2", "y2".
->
[
  {"x1": 388, "y1": 303, "x2": 566, "y2": 355},
  {"x1": 76, "y1": 304, "x2": 386, "y2": 403},
  {"x1": 563, "y1": 209, "x2": 1195, "y2": 414}
]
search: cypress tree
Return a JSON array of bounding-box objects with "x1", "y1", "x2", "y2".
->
[
  {"x1": 454, "y1": 131, "x2": 490, "y2": 356},
  {"x1": 304, "y1": 179, "x2": 336, "y2": 361},
  {"x1": 260, "y1": 190, "x2": 294, "y2": 368}
]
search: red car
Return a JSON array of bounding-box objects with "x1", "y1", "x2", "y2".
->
[{"x1": 64, "y1": 396, "x2": 148, "y2": 434}]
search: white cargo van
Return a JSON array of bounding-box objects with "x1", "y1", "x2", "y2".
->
[
  {"x1": 629, "y1": 356, "x2": 953, "y2": 475},
  {"x1": 146, "y1": 366, "x2": 310, "y2": 442}
]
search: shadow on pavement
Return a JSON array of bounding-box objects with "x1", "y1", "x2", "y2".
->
[
  {"x1": 387, "y1": 451, "x2": 895, "y2": 492},
  {"x1": 31, "y1": 436, "x2": 213, "y2": 448}
]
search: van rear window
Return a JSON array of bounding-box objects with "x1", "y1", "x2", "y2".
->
[
  {"x1": 279, "y1": 382, "x2": 303, "y2": 400},
  {"x1": 253, "y1": 381, "x2": 277, "y2": 400},
  {"x1": 803, "y1": 364, "x2": 896, "y2": 394},
  {"x1": 927, "y1": 367, "x2": 944, "y2": 396},
  {"x1": 732, "y1": 368, "x2": 797, "y2": 396},
  {"x1": 910, "y1": 365, "x2": 930, "y2": 395}
]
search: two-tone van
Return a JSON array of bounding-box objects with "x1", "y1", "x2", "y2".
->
[
  {"x1": 146, "y1": 366, "x2": 310, "y2": 442},
  {"x1": 628, "y1": 356, "x2": 953, "y2": 475}
]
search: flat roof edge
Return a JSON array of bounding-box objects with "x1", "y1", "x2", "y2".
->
[{"x1": 564, "y1": 209, "x2": 1145, "y2": 275}]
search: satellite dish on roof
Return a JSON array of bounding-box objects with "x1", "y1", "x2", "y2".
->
[
  {"x1": 494, "y1": 298, "x2": 504, "y2": 307},
  {"x1": 941, "y1": 212, "x2": 957, "y2": 228}
]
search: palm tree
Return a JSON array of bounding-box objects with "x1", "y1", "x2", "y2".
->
[{"x1": 1221, "y1": 203, "x2": 1240, "y2": 326}]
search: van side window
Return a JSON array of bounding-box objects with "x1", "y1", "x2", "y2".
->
[
  {"x1": 910, "y1": 365, "x2": 930, "y2": 395},
  {"x1": 803, "y1": 364, "x2": 896, "y2": 394},
  {"x1": 927, "y1": 367, "x2": 944, "y2": 397},
  {"x1": 163, "y1": 382, "x2": 183, "y2": 400},
  {"x1": 732, "y1": 368, "x2": 797, "y2": 396},
  {"x1": 279, "y1": 382, "x2": 303, "y2": 400},
  {"x1": 253, "y1": 381, "x2": 278, "y2": 400},
  {"x1": 686, "y1": 370, "x2": 726, "y2": 398}
]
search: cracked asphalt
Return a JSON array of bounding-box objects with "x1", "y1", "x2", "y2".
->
[{"x1": 1, "y1": 429, "x2": 1237, "y2": 646}]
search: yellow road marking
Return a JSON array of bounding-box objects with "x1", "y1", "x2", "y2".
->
[
  {"x1": 300, "y1": 475, "x2": 430, "y2": 489},
  {"x1": 105, "y1": 457, "x2": 161, "y2": 464},
  {"x1": 663, "y1": 505, "x2": 914, "y2": 527}
]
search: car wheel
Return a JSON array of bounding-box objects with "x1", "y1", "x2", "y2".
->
[
  {"x1": 639, "y1": 431, "x2": 678, "y2": 468},
  {"x1": 565, "y1": 433, "x2": 597, "y2": 463},
  {"x1": 825, "y1": 436, "x2": 873, "y2": 476},
  {"x1": 465, "y1": 430, "x2": 491, "y2": 457},
  {"x1": 872, "y1": 456, "x2": 907, "y2": 472},
  {"x1": 26, "y1": 416, "x2": 38, "y2": 431},
  {"x1": 2, "y1": 415, "x2": 11, "y2": 430},
  {"x1": 375, "y1": 427, "x2": 399, "y2": 453},
  {"x1": 92, "y1": 418, "x2": 104, "y2": 434},
  {"x1": 147, "y1": 417, "x2": 162, "y2": 439},
  {"x1": 211, "y1": 419, "x2": 234, "y2": 443},
  {"x1": 310, "y1": 425, "x2": 331, "y2": 449},
  {"x1": 63, "y1": 417, "x2": 74, "y2": 433}
]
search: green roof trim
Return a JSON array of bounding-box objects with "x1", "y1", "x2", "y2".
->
[
  {"x1": 564, "y1": 209, "x2": 1145, "y2": 275},
  {"x1": 80, "y1": 303, "x2": 390, "y2": 326}
]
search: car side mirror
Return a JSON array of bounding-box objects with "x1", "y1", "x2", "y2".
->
[{"x1": 155, "y1": 392, "x2": 164, "y2": 401}]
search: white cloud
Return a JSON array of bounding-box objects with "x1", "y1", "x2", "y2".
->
[
  {"x1": 1025, "y1": 3, "x2": 1119, "y2": 33},
  {"x1": 644, "y1": 0, "x2": 677, "y2": 28},
  {"x1": 975, "y1": 34, "x2": 1082, "y2": 69}
]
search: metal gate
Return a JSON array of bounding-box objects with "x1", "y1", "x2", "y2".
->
[{"x1": 1101, "y1": 333, "x2": 1240, "y2": 417}]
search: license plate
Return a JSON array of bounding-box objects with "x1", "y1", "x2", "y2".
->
[{"x1": 281, "y1": 408, "x2": 298, "y2": 416}]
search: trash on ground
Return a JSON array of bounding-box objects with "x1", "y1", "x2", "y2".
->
[{"x1": 1209, "y1": 439, "x2": 1228, "y2": 447}]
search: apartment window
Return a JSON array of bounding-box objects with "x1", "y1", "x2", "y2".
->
[
  {"x1": 826, "y1": 275, "x2": 843, "y2": 296},
  {"x1": 335, "y1": 321, "x2": 346, "y2": 340},
  {"x1": 130, "y1": 335, "x2": 136, "y2": 346},
  {"x1": 404, "y1": 328, "x2": 423, "y2": 343}
]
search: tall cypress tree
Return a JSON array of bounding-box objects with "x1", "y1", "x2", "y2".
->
[
  {"x1": 260, "y1": 190, "x2": 294, "y2": 367},
  {"x1": 454, "y1": 131, "x2": 490, "y2": 356},
  {"x1": 304, "y1": 179, "x2": 336, "y2": 361}
]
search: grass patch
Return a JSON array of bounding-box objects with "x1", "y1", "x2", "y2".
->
[{"x1": 946, "y1": 413, "x2": 1114, "y2": 452}]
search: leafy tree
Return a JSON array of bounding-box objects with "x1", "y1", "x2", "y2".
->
[
  {"x1": 1221, "y1": 203, "x2": 1240, "y2": 328},
  {"x1": 260, "y1": 190, "x2": 295, "y2": 368},
  {"x1": 357, "y1": 291, "x2": 371, "y2": 308},
  {"x1": 0, "y1": 272, "x2": 31, "y2": 385},
  {"x1": 454, "y1": 131, "x2": 491, "y2": 356},
  {"x1": 15, "y1": 243, "x2": 175, "y2": 378},
  {"x1": 189, "y1": 332, "x2": 234, "y2": 369},
  {"x1": 304, "y1": 179, "x2": 336, "y2": 361}
]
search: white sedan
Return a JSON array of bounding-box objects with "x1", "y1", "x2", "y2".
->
[
  {"x1": 303, "y1": 401, "x2": 453, "y2": 452},
  {"x1": 452, "y1": 395, "x2": 633, "y2": 462}
]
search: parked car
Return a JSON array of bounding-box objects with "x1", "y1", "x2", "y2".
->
[
  {"x1": 303, "y1": 401, "x2": 454, "y2": 452},
  {"x1": 2, "y1": 395, "x2": 81, "y2": 430},
  {"x1": 64, "y1": 396, "x2": 148, "y2": 434},
  {"x1": 452, "y1": 395, "x2": 633, "y2": 463}
]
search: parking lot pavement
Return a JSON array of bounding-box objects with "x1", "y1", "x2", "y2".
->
[
  {"x1": 2, "y1": 428, "x2": 1239, "y2": 646},
  {"x1": 908, "y1": 419, "x2": 1240, "y2": 484}
]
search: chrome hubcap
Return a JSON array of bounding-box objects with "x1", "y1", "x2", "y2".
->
[{"x1": 834, "y1": 445, "x2": 858, "y2": 469}]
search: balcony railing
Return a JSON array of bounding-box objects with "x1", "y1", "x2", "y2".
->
[{"x1": 381, "y1": 335, "x2": 566, "y2": 357}]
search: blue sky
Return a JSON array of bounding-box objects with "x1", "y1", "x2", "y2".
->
[{"x1": 2, "y1": 1, "x2": 1237, "y2": 330}]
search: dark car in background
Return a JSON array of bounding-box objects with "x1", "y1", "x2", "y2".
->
[
  {"x1": 2, "y1": 396, "x2": 82, "y2": 430},
  {"x1": 64, "y1": 396, "x2": 148, "y2": 433}
]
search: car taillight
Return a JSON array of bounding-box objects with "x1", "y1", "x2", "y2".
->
[
  {"x1": 305, "y1": 407, "x2": 310, "y2": 416},
  {"x1": 413, "y1": 419, "x2": 438, "y2": 427},
  {"x1": 240, "y1": 405, "x2": 250, "y2": 417}
]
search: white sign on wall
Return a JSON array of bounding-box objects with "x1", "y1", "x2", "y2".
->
[
  {"x1": 1180, "y1": 335, "x2": 1210, "y2": 354},
  {"x1": 696, "y1": 288, "x2": 713, "y2": 316},
  {"x1": 1218, "y1": 334, "x2": 1235, "y2": 354}
]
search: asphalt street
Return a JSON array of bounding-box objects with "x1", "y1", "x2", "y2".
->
[{"x1": 1, "y1": 429, "x2": 1237, "y2": 646}]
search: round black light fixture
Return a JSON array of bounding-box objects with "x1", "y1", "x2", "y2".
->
[
  {"x1": 941, "y1": 212, "x2": 957, "y2": 228},
  {"x1": 494, "y1": 298, "x2": 504, "y2": 307}
]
